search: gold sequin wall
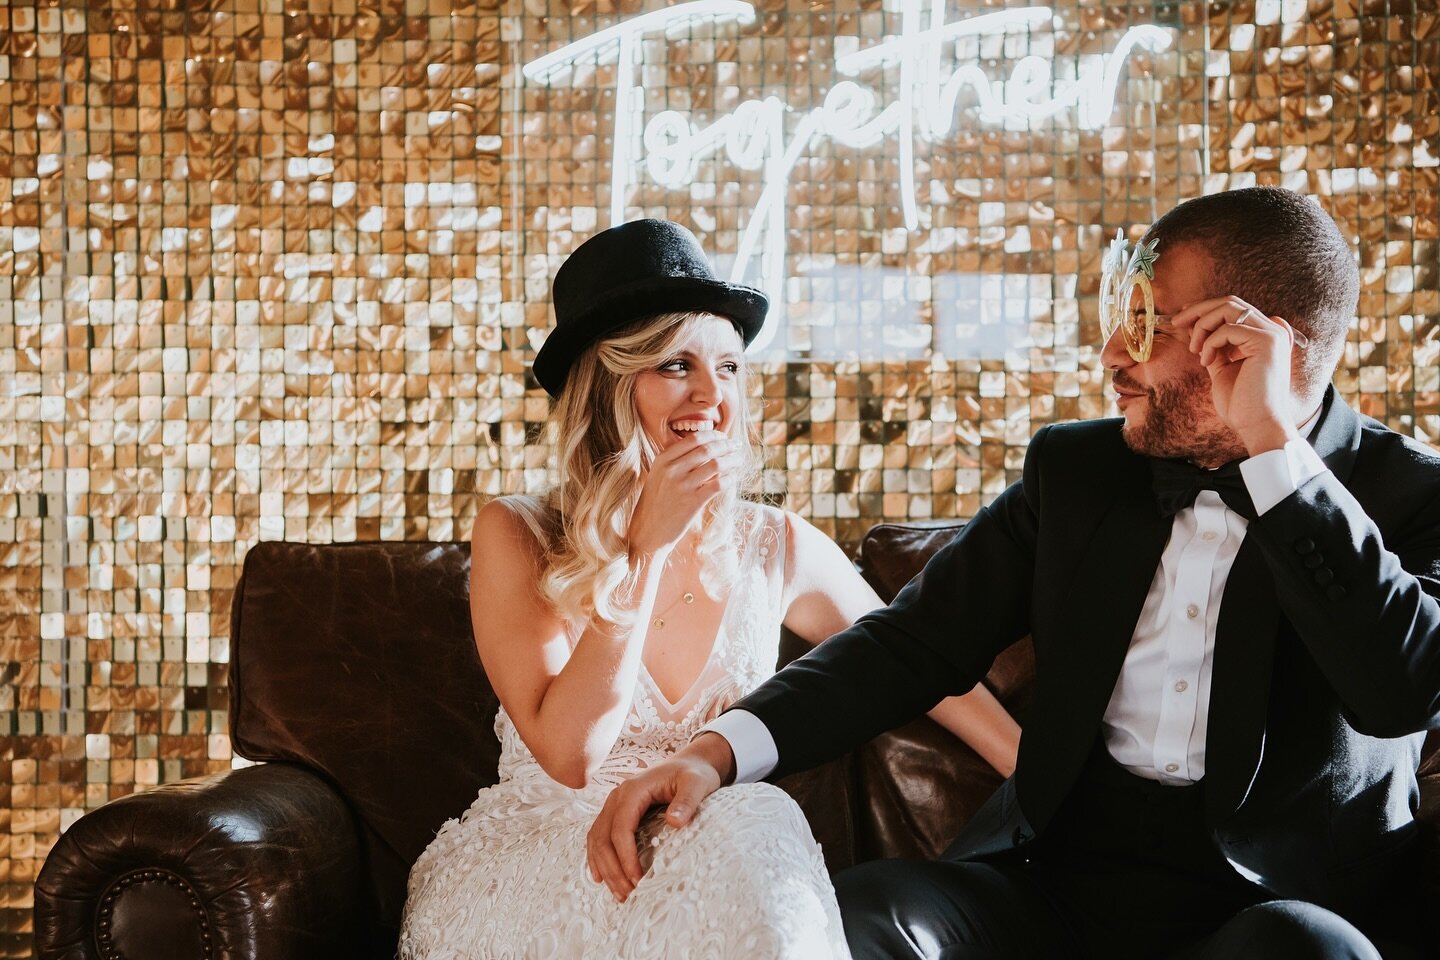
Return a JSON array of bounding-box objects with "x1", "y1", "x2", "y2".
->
[{"x1": 0, "y1": 0, "x2": 1436, "y2": 951}]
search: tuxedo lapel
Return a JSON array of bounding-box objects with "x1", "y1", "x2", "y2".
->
[
  {"x1": 1053, "y1": 496, "x2": 1174, "y2": 729},
  {"x1": 1019, "y1": 455, "x2": 1174, "y2": 829},
  {"x1": 1204, "y1": 537, "x2": 1280, "y2": 821},
  {"x1": 1309, "y1": 385, "x2": 1362, "y2": 484},
  {"x1": 1203, "y1": 385, "x2": 1361, "y2": 821}
]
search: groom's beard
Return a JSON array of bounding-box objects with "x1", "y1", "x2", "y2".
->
[{"x1": 1116, "y1": 368, "x2": 1246, "y2": 465}]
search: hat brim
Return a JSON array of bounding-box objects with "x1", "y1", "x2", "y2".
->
[{"x1": 533, "y1": 276, "x2": 769, "y2": 397}]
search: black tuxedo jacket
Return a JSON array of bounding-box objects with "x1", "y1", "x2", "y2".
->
[{"x1": 735, "y1": 388, "x2": 1440, "y2": 918}]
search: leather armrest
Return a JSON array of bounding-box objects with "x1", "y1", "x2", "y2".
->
[{"x1": 34, "y1": 762, "x2": 373, "y2": 960}]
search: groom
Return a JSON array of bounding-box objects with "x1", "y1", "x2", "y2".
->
[{"x1": 588, "y1": 187, "x2": 1440, "y2": 958}]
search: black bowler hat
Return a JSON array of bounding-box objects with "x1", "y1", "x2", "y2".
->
[{"x1": 532, "y1": 219, "x2": 769, "y2": 397}]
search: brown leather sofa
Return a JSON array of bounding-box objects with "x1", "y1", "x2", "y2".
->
[{"x1": 31, "y1": 522, "x2": 1440, "y2": 959}]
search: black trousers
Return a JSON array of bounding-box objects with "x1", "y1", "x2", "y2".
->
[{"x1": 836, "y1": 745, "x2": 1411, "y2": 960}]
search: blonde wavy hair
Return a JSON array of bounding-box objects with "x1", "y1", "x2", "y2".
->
[{"x1": 504, "y1": 311, "x2": 762, "y2": 631}]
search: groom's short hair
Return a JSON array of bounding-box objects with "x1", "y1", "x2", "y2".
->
[{"x1": 1142, "y1": 187, "x2": 1358, "y2": 390}]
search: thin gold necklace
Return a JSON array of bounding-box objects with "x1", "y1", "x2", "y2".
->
[
  {"x1": 651, "y1": 587, "x2": 696, "y2": 630},
  {"x1": 651, "y1": 551, "x2": 699, "y2": 630}
]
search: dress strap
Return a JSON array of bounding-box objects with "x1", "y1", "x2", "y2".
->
[{"x1": 742, "y1": 502, "x2": 788, "y2": 621}]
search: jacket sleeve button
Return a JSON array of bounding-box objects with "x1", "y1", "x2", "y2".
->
[
  {"x1": 1326, "y1": 584, "x2": 1347, "y2": 601},
  {"x1": 1314, "y1": 568, "x2": 1335, "y2": 586},
  {"x1": 1294, "y1": 538, "x2": 1316, "y2": 554}
]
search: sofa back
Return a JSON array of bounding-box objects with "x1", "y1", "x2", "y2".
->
[
  {"x1": 226, "y1": 525, "x2": 992, "y2": 938},
  {"x1": 229, "y1": 541, "x2": 496, "y2": 938},
  {"x1": 227, "y1": 524, "x2": 1019, "y2": 929}
]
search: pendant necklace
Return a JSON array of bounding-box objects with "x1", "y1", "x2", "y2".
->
[
  {"x1": 652, "y1": 587, "x2": 696, "y2": 630},
  {"x1": 651, "y1": 551, "x2": 698, "y2": 630}
]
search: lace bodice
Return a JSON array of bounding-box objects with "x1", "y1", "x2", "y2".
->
[{"x1": 492, "y1": 502, "x2": 786, "y2": 793}]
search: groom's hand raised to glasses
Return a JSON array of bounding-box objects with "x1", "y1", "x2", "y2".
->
[
  {"x1": 586, "y1": 731, "x2": 737, "y2": 902},
  {"x1": 1170, "y1": 294, "x2": 1305, "y2": 457}
]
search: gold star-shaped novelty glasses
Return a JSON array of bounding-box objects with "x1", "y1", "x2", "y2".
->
[
  {"x1": 1100, "y1": 230, "x2": 1165, "y2": 363},
  {"x1": 1099, "y1": 230, "x2": 1309, "y2": 363}
]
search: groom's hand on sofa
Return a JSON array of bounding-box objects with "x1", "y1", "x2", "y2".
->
[{"x1": 586, "y1": 731, "x2": 737, "y2": 902}]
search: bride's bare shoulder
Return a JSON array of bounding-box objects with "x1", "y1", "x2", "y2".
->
[{"x1": 471, "y1": 495, "x2": 556, "y2": 568}]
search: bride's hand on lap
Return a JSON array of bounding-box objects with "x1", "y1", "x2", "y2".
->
[
  {"x1": 587, "y1": 732, "x2": 735, "y2": 902},
  {"x1": 627, "y1": 432, "x2": 743, "y2": 558}
]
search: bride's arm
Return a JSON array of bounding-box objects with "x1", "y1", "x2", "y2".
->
[
  {"x1": 779, "y1": 511, "x2": 1021, "y2": 778},
  {"x1": 474, "y1": 433, "x2": 741, "y2": 789},
  {"x1": 470, "y1": 500, "x2": 667, "y2": 790}
]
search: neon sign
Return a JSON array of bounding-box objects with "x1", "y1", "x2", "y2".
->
[{"x1": 523, "y1": 0, "x2": 1172, "y2": 351}]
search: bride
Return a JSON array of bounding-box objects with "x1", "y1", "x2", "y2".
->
[{"x1": 399, "y1": 219, "x2": 1020, "y2": 959}]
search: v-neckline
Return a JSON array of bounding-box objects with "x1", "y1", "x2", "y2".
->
[
  {"x1": 640, "y1": 511, "x2": 760, "y2": 712},
  {"x1": 641, "y1": 582, "x2": 738, "y2": 713}
]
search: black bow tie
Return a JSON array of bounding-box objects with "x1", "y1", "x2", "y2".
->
[{"x1": 1150, "y1": 457, "x2": 1257, "y2": 520}]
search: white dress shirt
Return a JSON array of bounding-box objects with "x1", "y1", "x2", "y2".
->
[{"x1": 707, "y1": 433, "x2": 1329, "y2": 786}]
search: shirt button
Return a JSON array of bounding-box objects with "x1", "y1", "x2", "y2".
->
[
  {"x1": 1201, "y1": 531, "x2": 1218, "y2": 542},
  {"x1": 1165, "y1": 762, "x2": 1180, "y2": 773},
  {"x1": 1186, "y1": 604, "x2": 1200, "y2": 619},
  {"x1": 1174, "y1": 680, "x2": 1189, "y2": 693}
]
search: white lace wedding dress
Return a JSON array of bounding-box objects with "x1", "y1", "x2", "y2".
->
[{"x1": 399, "y1": 504, "x2": 851, "y2": 960}]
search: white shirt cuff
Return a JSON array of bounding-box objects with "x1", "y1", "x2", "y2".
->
[
  {"x1": 1240, "y1": 439, "x2": 1328, "y2": 515},
  {"x1": 700, "y1": 709, "x2": 779, "y2": 784}
]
